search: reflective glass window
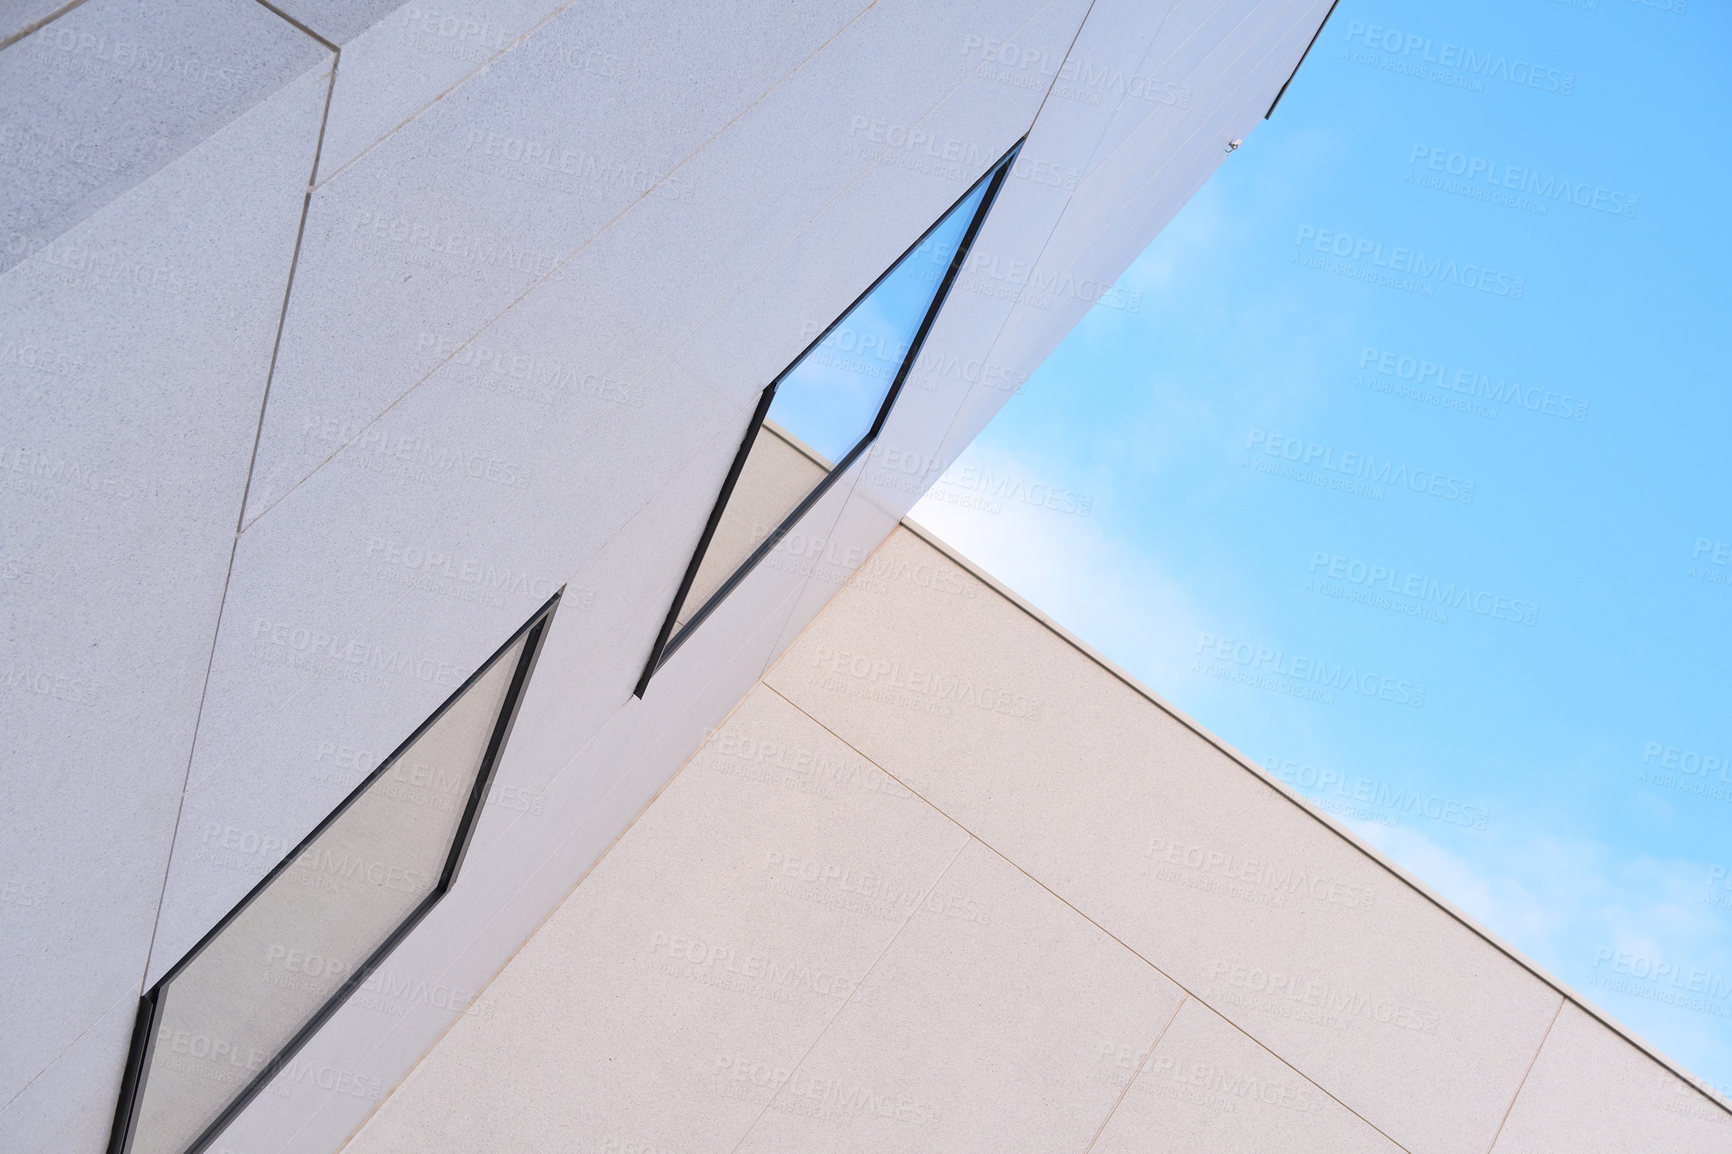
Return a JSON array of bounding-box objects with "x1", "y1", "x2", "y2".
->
[
  {"x1": 766, "y1": 175, "x2": 989, "y2": 464},
  {"x1": 638, "y1": 145, "x2": 1017, "y2": 689},
  {"x1": 110, "y1": 600, "x2": 555, "y2": 1154}
]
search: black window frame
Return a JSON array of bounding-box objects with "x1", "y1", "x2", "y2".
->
[
  {"x1": 107, "y1": 591, "x2": 561, "y2": 1154},
  {"x1": 1265, "y1": 0, "x2": 1338, "y2": 119},
  {"x1": 634, "y1": 139, "x2": 1023, "y2": 696}
]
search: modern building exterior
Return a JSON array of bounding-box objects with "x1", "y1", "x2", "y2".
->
[
  {"x1": 340, "y1": 521, "x2": 1732, "y2": 1154},
  {"x1": 4, "y1": 0, "x2": 1725, "y2": 1152}
]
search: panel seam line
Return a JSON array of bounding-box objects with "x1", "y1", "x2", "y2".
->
[
  {"x1": 1484, "y1": 997, "x2": 1564, "y2": 1152},
  {"x1": 240, "y1": 0, "x2": 1051, "y2": 531},
  {"x1": 241, "y1": 0, "x2": 891, "y2": 527},
  {"x1": 314, "y1": 580, "x2": 815, "y2": 1152},
  {"x1": 762, "y1": 682, "x2": 1413, "y2": 1151},
  {"x1": 137, "y1": 49, "x2": 338, "y2": 986},
  {"x1": 721, "y1": 835, "x2": 973, "y2": 1154},
  {"x1": 1081, "y1": 994, "x2": 1185, "y2": 1153},
  {"x1": 894, "y1": 516, "x2": 1732, "y2": 1118},
  {"x1": 0, "y1": 0, "x2": 92, "y2": 51},
  {"x1": 0, "y1": 986, "x2": 134, "y2": 1115}
]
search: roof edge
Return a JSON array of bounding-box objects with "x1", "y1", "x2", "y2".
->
[{"x1": 895, "y1": 514, "x2": 1732, "y2": 1118}]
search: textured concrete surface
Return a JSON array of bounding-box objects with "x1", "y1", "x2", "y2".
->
[
  {"x1": 342, "y1": 525, "x2": 1732, "y2": 1153},
  {"x1": 1, "y1": 1, "x2": 1335, "y2": 1150}
]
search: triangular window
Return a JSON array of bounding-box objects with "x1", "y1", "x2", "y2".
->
[
  {"x1": 636, "y1": 141, "x2": 1021, "y2": 693},
  {"x1": 109, "y1": 597, "x2": 560, "y2": 1154}
]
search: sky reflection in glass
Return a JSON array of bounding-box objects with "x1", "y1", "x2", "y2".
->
[{"x1": 768, "y1": 178, "x2": 988, "y2": 464}]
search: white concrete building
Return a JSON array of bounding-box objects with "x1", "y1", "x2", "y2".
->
[
  {"x1": 342, "y1": 522, "x2": 1732, "y2": 1154},
  {"x1": 8, "y1": 0, "x2": 1722, "y2": 1151}
]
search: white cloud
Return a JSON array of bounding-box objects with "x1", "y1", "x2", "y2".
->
[
  {"x1": 911, "y1": 439, "x2": 1207, "y2": 694},
  {"x1": 913, "y1": 439, "x2": 1732, "y2": 1094},
  {"x1": 1357, "y1": 817, "x2": 1732, "y2": 1091}
]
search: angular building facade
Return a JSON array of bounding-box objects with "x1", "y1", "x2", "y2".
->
[{"x1": 4, "y1": 0, "x2": 1726, "y2": 1151}]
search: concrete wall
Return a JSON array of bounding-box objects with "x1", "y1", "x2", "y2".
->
[
  {"x1": 0, "y1": 1, "x2": 1333, "y2": 1150},
  {"x1": 342, "y1": 524, "x2": 1732, "y2": 1154},
  {"x1": 1, "y1": 5, "x2": 335, "y2": 1147},
  {"x1": 678, "y1": 423, "x2": 830, "y2": 630}
]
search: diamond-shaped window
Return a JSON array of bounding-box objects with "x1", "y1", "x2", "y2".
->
[{"x1": 637, "y1": 141, "x2": 1020, "y2": 691}]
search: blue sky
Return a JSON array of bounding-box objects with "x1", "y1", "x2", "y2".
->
[
  {"x1": 770, "y1": 178, "x2": 986, "y2": 463},
  {"x1": 913, "y1": 0, "x2": 1732, "y2": 1099}
]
